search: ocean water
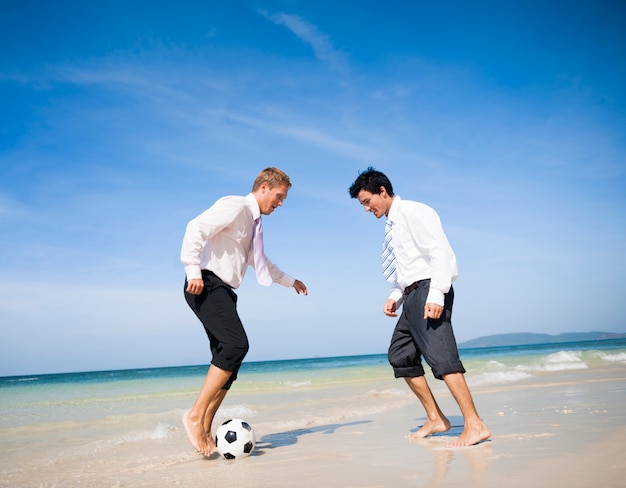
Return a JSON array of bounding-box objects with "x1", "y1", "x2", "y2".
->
[
  {"x1": 1, "y1": 338, "x2": 625, "y2": 430},
  {"x1": 0, "y1": 339, "x2": 626, "y2": 488},
  {"x1": 2, "y1": 339, "x2": 625, "y2": 487}
]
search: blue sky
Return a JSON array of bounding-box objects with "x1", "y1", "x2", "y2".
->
[{"x1": 1, "y1": 1, "x2": 625, "y2": 376}]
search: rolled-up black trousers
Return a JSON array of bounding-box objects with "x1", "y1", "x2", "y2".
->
[
  {"x1": 184, "y1": 270, "x2": 249, "y2": 390},
  {"x1": 388, "y1": 279, "x2": 465, "y2": 380}
]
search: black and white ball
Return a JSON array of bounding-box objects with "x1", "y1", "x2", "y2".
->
[{"x1": 215, "y1": 419, "x2": 256, "y2": 460}]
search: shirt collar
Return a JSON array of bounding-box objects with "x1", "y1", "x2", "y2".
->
[{"x1": 245, "y1": 193, "x2": 261, "y2": 221}]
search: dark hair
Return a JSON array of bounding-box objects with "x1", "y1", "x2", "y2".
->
[{"x1": 348, "y1": 167, "x2": 394, "y2": 198}]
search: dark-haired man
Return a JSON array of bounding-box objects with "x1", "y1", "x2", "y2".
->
[{"x1": 348, "y1": 167, "x2": 490, "y2": 447}]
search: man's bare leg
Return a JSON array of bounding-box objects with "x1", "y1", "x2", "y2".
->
[
  {"x1": 404, "y1": 376, "x2": 451, "y2": 439},
  {"x1": 202, "y1": 388, "x2": 228, "y2": 451},
  {"x1": 183, "y1": 365, "x2": 231, "y2": 456},
  {"x1": 442, "y1": 372, "x2": 491, "y2": 447}
]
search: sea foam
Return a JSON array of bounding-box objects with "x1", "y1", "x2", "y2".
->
[
  {"x1": 528, "y1": 351, "x2": 589, "y2": 372},
  {"x1": 596, "y1": 351, "x2": 626, "y2": 363},
  {"x1": 467, "y1": 361, "x2": 532, "y2": 387},
  {"x1": 218, "y1": 404, "x2": 257, "y2": 421},
  {"x1": 467, "y1": 351, "x2": 591, "y2": 387}
]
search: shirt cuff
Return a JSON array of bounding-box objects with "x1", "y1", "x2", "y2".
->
[
  {"x1": 185, "y1": 265, "x2": 202, "y2": 281},
  {"x1": 277, "y1": 273, "x2": 296, "y2": 288},
  {"x1": 388, "y1": 288, "x2": 404, "y2": 308},
  {"x1": 426, "y1": 288, "x2": 445, "y2": 307}
]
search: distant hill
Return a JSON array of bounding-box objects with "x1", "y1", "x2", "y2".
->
[{"x1": 458, "y1": 331, "x2": 626, "y2": 348}]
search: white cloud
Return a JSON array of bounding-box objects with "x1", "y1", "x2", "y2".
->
[
  {"x1": 219, "y1": 109, "x2": 374, "y2": 160},
  {"x1": 265, "y1": 12, "x2": 349, "y2": 73}
]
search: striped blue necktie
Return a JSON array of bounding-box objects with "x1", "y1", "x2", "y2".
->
[{"x1": 382, "y1": 219, "x2": 398, "y2": 283}]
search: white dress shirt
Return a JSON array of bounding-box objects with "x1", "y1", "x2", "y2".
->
[
  {"x1": 180, "y1": 193, "x2": 295, "y2": 289},
  {"x1": 386, "y1": 196, "x2": 458, "y2": 308}
]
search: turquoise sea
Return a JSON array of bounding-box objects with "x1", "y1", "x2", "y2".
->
[
  {"x1": 1, "y1": 338, "x2": 625, "y2": 430},
  {"x1": 1, "y1": 338, "x2": 626, "y2": 487}
]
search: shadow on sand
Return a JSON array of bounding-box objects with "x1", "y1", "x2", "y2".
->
[{"x1": 252, "y1": 420, "x2": 371, "y2": 455}]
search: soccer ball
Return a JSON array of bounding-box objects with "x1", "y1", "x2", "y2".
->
[{"x1": 215, "y1": 419, "x2": 256, "y2": 460}]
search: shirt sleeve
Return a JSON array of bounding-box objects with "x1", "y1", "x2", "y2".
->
[
  {"x1": 247, "y1": 250, "x2": 296, "y2": 288},
  {"x1": 180, "y1": 198, "x2": 244, "y2": 280},
  {"x1": 414, "y1": 207, "x2": 454, "y2": 306},
  {"x1": 267, "y1": 258, "x2": 296, "y2": 288},
  {"x1": 387, "y1": 285, "x2": 405, "y2": 309}
]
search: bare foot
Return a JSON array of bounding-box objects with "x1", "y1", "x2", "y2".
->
[
  {"x1": 408, "y1": 417, "x2": 451, "y2": 440},
  {"x1": 183, "y1": 410, "x2": 212, "y2": 456},
  {"x1": 206, "y1": 433, "x2": 217, "y2": 454},
  {"x1": 446, "y1": 420, "x2": 491, "y2": 448}
]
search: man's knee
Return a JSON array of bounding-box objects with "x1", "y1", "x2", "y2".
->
[
  {"x1": 212, "y1": 339, "x2": 249, "y2": 372},
  {"x1": 226, "y1": 340, "x2": 249, "y2": 366},
  {"x1": 388, "y1": 351, "x2": 426, "y2": 378},
  {"x1": 431, "y1": 360, "x2": 465, "y2": 380}
]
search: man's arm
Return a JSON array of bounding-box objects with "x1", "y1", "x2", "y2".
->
[{"x1": 181, "y1": 197, "x2": 243, "y2": 281}]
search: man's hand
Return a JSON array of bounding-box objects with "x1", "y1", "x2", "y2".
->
[
  {"x1": 424, "y1": 302, "x2": 443, "y2": 320},
  {"x1": 293, "y1": 280, "x2": 308, "y2": 295},
  {"x1": 186, "y1": 278, "x2": 205, "y2": 295},
  {"x1": 384, "y1": 299, "x2": 398, "y2": 317}
]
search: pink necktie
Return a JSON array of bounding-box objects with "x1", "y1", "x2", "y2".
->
[{"x1": 253, "y1": 218, "x2": 272, "y2": 286}]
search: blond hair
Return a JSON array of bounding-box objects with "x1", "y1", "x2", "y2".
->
[{"x1": 252, "y1": 167, "x2": 292, "y2": 192}]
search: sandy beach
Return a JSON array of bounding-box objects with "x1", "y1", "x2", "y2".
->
[{"x1": 1, "y1": 352, "x2": 625, "y2": 488}]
